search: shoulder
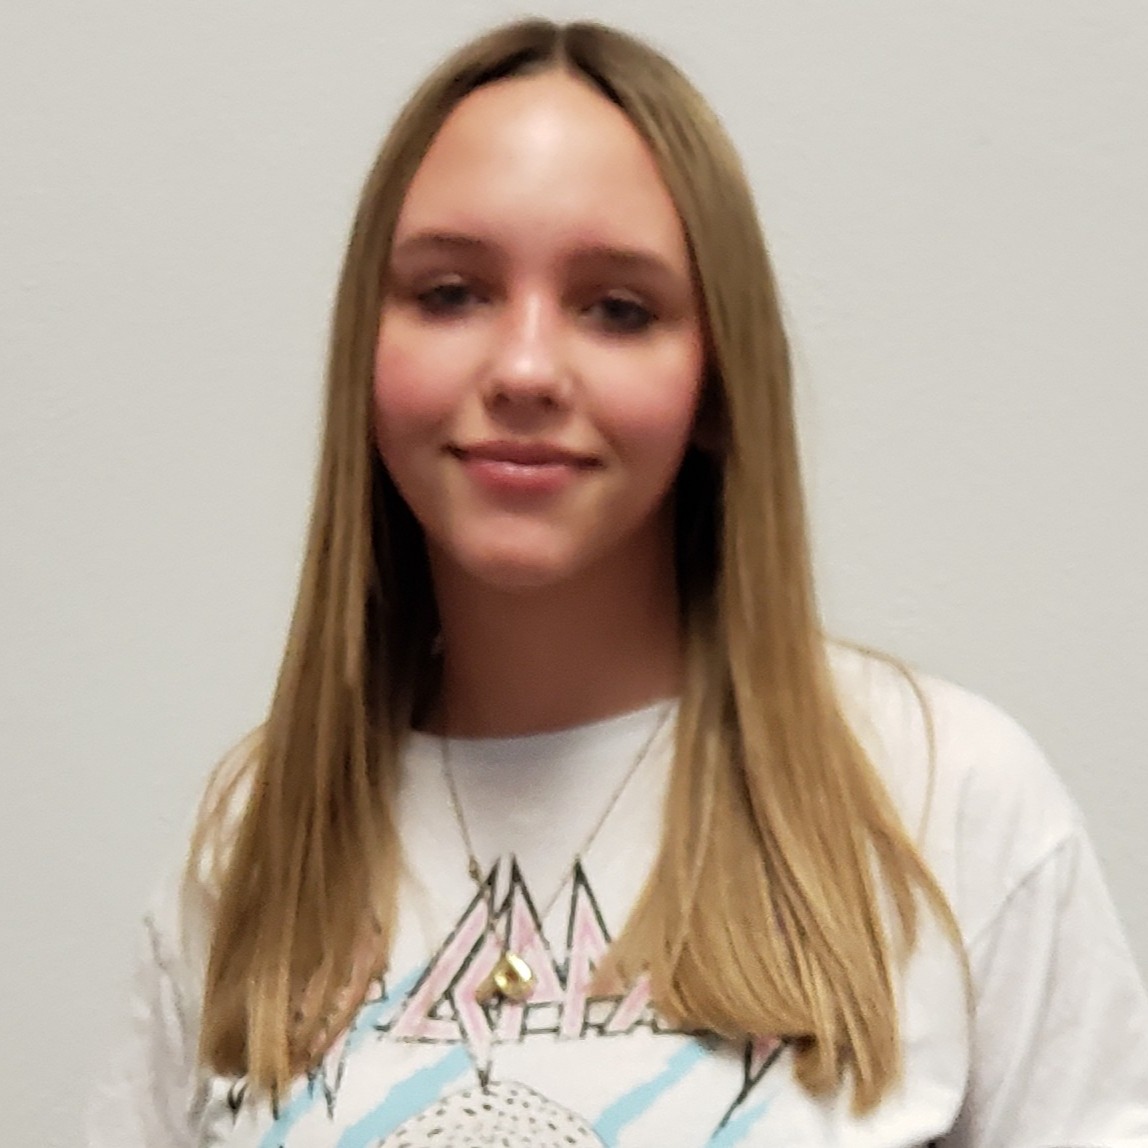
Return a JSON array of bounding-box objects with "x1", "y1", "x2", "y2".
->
[{"x1": 826, "y1": 641, "x2": 1083, "y2": 941}]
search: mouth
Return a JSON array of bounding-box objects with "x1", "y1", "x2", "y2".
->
[
  {"x1": 447, "y1": 440, "x2": 599, "y2": 497},
  {"x1": 448, "y1": 442, "x2": 600, "y2": 469}
]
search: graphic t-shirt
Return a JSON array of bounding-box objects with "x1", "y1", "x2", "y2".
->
[{"x1": 87, "y1": 647, "x2": 1148, "y2": 1146}]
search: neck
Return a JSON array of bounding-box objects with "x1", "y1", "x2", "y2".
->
[{"x1": 429, "y1": 545, "x2": 683, "y2": 739}]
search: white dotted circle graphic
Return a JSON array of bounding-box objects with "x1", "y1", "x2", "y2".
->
[{"x1": 378, "y1": 1080, "x2": 605, "y2": 1147}]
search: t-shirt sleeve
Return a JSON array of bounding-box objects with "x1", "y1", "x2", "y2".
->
[
  {"x1": 86, "y1": 897, "x2": 202, "y2": 1148},
  {"x1": 944, "y1": 825, "x2": 1148, "y2": 1147}
]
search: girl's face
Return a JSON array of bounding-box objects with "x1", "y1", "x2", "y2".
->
[{"x1": 374, "y1": 71, "x2": 704, "y2": 593}]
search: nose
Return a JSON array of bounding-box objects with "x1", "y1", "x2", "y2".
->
[{"x1": 482, "y1": 288, "x2": 571, "y2": 419}]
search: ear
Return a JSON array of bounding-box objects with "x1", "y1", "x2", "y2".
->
[{"x1": 690, "y1": 369, "x2": 727, "y2": 456}]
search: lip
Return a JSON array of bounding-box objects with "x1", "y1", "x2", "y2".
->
[
  {"x1": 449, "y1": 440, "x2": 599, "y2": 468},
  {"x1": 448, "y1": 440, "x2": 598, "y2": 497}
]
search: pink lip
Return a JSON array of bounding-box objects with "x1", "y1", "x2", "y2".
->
[
  {"x1": 450, "y1": 441, "x2": 598, "y2": 467},
  {"x1": 449, "y1": 441, "x2": 598, "y2": 497}
]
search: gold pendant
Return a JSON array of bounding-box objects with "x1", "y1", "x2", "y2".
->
[{"x1": 477, "y1": 950, "x2": 535, "y2": 1004}]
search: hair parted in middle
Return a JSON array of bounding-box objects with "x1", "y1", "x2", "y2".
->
[{"x1": 191, "y1": 16, "x2": 961, "y2": 1115}]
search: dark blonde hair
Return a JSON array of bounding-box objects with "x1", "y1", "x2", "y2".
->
[{"x1": 191, "y1": 18, "x2": 959, "y2": 1114}]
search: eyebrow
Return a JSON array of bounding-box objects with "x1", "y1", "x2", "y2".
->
[{"x1": 389, "y1": 229, "x2": 686, "y2": 285}]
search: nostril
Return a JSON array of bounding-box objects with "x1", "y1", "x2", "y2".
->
[{"x1": 486, "y1": 381, "x2": 565, "y2": 410}]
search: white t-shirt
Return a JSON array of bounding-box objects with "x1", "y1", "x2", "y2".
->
[{"x1": 87, "y1": 646, "x2": 1148, "y2": 1146}]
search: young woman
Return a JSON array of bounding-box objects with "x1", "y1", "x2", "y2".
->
[{"x1": 90, "y1": 18, "x2": 1148, "y2": 1147}]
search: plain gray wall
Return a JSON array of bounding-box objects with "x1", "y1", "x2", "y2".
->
[{"x1": 2, "y1": 2, "x2": 1145, "y2": 1145}]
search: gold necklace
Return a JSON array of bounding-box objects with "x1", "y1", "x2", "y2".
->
[{"x1": 440, "y1": 702, "x2": 674, "y2": 1006}]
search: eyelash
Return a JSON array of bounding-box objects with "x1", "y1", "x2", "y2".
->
[
  {"x1": 592, "y1": 295, "x2": 656, "y2": 334},
  {"x1": 411, "y1": 282, "x2": 657, "y2": 335},
  {"x1": 415, "y1": 282, "x2": 474, "y2": 314}
]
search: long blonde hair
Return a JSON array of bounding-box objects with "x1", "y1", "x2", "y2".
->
[{"x1": 192, "y1": 18, "x2": 959, "y2": 1114}]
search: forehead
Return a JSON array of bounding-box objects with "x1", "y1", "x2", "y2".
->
[{"x1": 393, "y1": 71, "x2": 689, "y2": 264}]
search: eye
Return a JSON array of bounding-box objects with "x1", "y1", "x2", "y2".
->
[
  {"x1": 588, "y1": 294, "x2": 656, "y2": 335},
  {"x1": 414, "y1": 280, "x2": 480, "y2": 316}
]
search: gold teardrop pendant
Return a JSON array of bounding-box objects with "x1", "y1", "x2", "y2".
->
[{"x1": 477, "y1": 950, "x2": 535, "y2": 1004}]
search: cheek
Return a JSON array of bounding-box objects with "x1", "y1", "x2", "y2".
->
[
  {"x1": 594, "y1": 341, "x2": 705, "y2": 465},
  {"x1": 372, "y1": 321, "x2": 454, "y2": 449}
]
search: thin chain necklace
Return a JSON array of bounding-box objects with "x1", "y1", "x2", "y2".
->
[{"x1": 440, "y1": 702, "x2": 673, "y2": 1006}]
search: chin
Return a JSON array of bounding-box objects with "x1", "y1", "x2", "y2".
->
[
  {"x1": 430, "y1": 519, "x2": 587, "y2": 590},
  {"x1": 448, "y1": 535, "x2": 591, "y2": 593},
  {"x1": 465, "y1": 554, "x2": 578, "y2": 594}
]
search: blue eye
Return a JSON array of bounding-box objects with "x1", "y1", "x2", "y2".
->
[
  {"x1": 416, "y1": 282, "x2": 476, "y2": 315},
  {"x1": 592, "y1": 295, "x2": 655, "y2": 334}
]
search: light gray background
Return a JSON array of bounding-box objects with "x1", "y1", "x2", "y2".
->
[{"x1": 2, "y1": 2, "x2": 1145, "y2": 1144}]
